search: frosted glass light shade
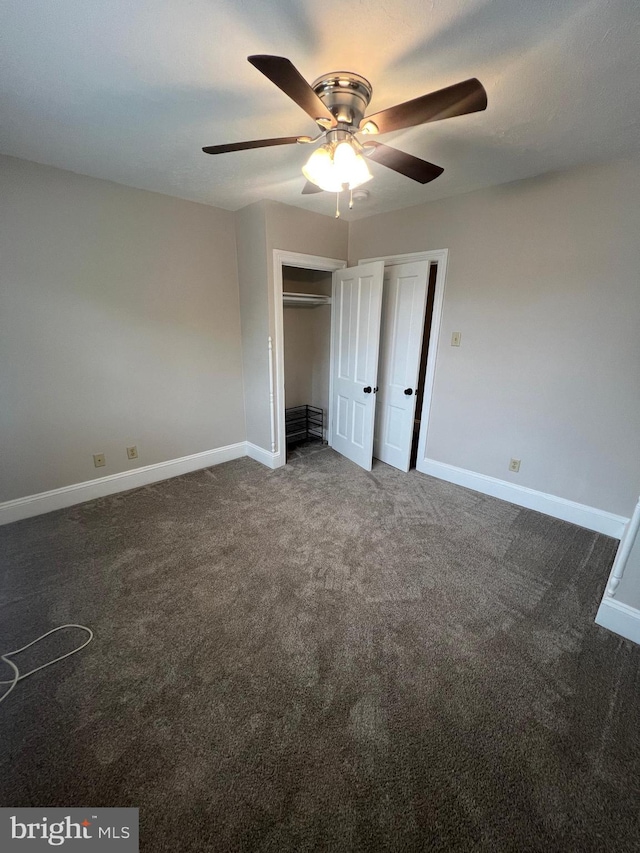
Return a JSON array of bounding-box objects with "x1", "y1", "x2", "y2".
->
[
  {"x1": 302, "y1": 146, "x2": 343, "y2": 192},
  {"x1": 303, "y1": 141, "x2": 373, "y2": 192},
  {"x1": 333, "y1": 141, "x2": 357, "y2": 182},
  {"x1": 349, "y1": 153, "x2": 373, "y2": 189}
]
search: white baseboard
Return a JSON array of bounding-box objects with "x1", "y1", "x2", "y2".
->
[
  {"x1": 0, "y1": 442, "x2": 246, "y2": 525},
  {"x1": 245, "y1": 442, "x2": 284, "y2": 470},
  {"x1": 418, "y1": 458, "x2": 628, "y2": 538},
  {"x1": 3, "y1": 444, "x2": 627, "y2": 537},
  {"x1": 596, "y1": 598, "x2": 640, "y2": 645}
]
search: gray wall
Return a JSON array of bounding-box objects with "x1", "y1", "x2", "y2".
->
[
  {"x1": 265, "y1": 201, "x2": 349, "y2": 274},
  {"x1": 283, "y1": 308, "x2": 318, "y2": 409},
  {"x1": 0, "y1": 155, "x2": 245, "y2": 501},
  {"x1": 4, "y1": 152, "x2": 638, "y2": 521},
  {"x1": 349, "y1": 157, "x2": 640, "y2": 518},
  {"x1": 283, "y1": 268, "x2": 332, "y2": 421},
  {"x1": 235, "y1": 201, "x2": 270, "y2": 449}
]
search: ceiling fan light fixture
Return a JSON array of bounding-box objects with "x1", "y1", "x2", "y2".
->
[
  {"x1": 349, "y1": 151, "x2": 373, "y2": 188},
  {"x1": 302, "y1": 140, "x2": 372, "y2": 193},
  {"x1": 302, "y1": 145, "x2": 340, "y2": 192},
  {"x1": 360, "y1": 120, "x2": 379, "y2": 135},
  {"x1": 333, "y1": 140, "x2": 357, "y2": 176},
  {"x1": 204, "y1": 56, "x2": 484, "y2": 201}
]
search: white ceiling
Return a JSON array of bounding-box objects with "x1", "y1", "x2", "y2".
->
[{"x1": 2, "y1": 0, "x2": 639, "y2": 220}]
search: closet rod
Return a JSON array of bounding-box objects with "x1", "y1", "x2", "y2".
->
[{"x1": 282, "y1": 291, "x2": 331, "y2": 308}]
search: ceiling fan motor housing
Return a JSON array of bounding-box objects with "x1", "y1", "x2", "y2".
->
[{"x1": 312, "y1": 72, "x2": 373, "y2": 128}]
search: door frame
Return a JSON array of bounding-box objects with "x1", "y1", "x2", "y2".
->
[
  {"x1": 358, "y1": 249, "x2": 449, "y2": 468},
  {"x1": 272, "y1": 250, "x2": 347, "y2": 468}
]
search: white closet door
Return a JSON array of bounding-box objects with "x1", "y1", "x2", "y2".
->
[
  {"x1": 373, "y1": 261, "x2": 429, "y2": 472},
  {"x1": 330, "y1": 261, "x2": 384, "y2": 471}
]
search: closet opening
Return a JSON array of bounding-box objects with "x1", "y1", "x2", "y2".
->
[
  {"x1": 273, "y1": 248, "x2": 447, "y2": 474},
  {"x1": 282, "y1": 265, "x2": 333, "y2": 463},
  {"x1": 410, "y1": 260, "x2": 438, "y2": 469}
]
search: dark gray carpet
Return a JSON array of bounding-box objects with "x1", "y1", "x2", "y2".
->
[{"x1": 1, "y1": 446, "x2": 639, "y2": 852}]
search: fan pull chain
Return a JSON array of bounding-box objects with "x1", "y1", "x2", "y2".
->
[
  {"x1": 349, "y1": 189, "x2": 354, "y2": 210},
  {"x1": 335, "y1": 193, "x2": 340, "y2": 219}
]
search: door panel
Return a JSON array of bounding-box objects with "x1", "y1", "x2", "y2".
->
[
  {"x1": 336, "y1": 394, "x2": 349, "y2": 439},
  {"x1": 330, "y1": 261, "x2": 384, "y2": 470},
  {"x1": 373, "y1": 261, "x2": 429, "y2": 472},
  {"x1": 352, "y1": 401, "x2": 366, "y2": 447}
]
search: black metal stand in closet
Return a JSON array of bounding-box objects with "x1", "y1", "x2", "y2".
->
[{"x1": 285, "y1": 405, "x2": 324, "y2": 446}]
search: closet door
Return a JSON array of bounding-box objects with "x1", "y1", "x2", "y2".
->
[
  {"x1": 330, "y1": 261, "x2": 384, "y2": 471},
  {"x1": 373, "y1": 261, "x2": 429, "y2": 472}
]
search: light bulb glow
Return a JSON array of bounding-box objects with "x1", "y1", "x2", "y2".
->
[
  {"x1": 303, "y1": 140, "x2": 373, "y2": 193},
  {"x1": 303, "y1": 150, "x2": 344, "y2": 192},
  {"x1": 350, "y1": 153, "x2": 373, "y2": 188},
  {"x1": 333, "y1": 141, "x2": 357, "y2": 183},
  {"x1": 302, "y1": 145, "x2": 343, "y2": 192}
]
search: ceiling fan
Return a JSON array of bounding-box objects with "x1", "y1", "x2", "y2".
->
[{"x1": 203, "y1": 55, "x2": 487, "y2": 205}]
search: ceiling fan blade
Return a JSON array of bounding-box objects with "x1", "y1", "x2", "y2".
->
[
  {"x1": 363, "y1": 141, "x2": 444, "y2": 184},
  {"x1": 248, "y1": 55, "x2": 336, "y2": 127},
  {"x1": 202, "y1": 136, "x2": 301, "y2": 155},
  {"x1": 302, "y1": 181, "x2": 323, "y2": 195},
  {"x1": 361, "y1": 78, "x2": 487, "y2": 134}
]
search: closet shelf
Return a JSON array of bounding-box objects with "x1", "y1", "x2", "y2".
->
[{"x1": 283, "y1": 291, "x2": 331, "y2": 308}]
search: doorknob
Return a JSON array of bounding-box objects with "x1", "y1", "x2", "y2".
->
[
  {"x1": 363, "y1": 386, "x2": 372, "y2": 393},
  {"x1": 404, "y1": 388, "x2": 413, "y2": 395}
]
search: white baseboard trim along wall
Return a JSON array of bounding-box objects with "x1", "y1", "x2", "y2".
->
[
  {"x1": 595, "y1": 497, "x2": 640, "y2": 645},
  {"x1": 1, "y1": 446, "x2": 630, "y2": 537},
  {"x1": 245, "y1": 443, "x2": 283, "y2": 470},
  {"x1": 419, "y1": 459, "x2": 628, "y2": 539},
  {"x1": 595, "y1": 598, "x2": 640, "y2": 646},
  {"x1": 0, "y1": 443, "x2": 247, "y2": 525}
]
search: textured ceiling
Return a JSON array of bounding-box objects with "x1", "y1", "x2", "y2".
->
[{"x1": 2, "y1": 0, "x2": 639, "y2": 220}]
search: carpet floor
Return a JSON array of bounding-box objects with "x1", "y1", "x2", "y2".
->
[{"x1": 1, "y1": 446, "x2": 639, "y2": 852}]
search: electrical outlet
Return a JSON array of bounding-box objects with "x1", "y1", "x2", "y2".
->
[
  {"x1": 509, "y1": 458, "x2": 521, "y2": 473},
  {"x1": 451, "y1": 331, "x2": 462, "y2": 347},
  {"x1": 93, "y1": 453, "x2": 106, "y2": 468},
  {"x1": 126, "y1": 446, "x2": 138, "y2": 460}
]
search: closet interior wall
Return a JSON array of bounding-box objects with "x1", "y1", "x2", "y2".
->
[{"x1": 282, "y1": 266, "x2": 332, "y2": 445}]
